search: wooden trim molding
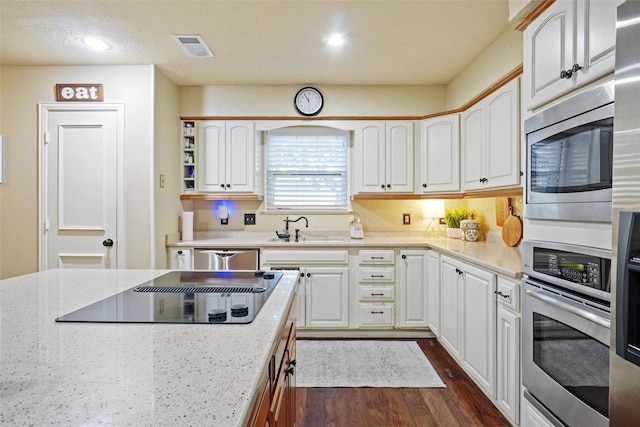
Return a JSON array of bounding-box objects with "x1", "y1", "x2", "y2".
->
[
  {"x1": 181, "y1": 187, "x2": 523, "y2": 202},
  {"x1": 514, "y1": 0, "x2": 555, "y2": 32}
]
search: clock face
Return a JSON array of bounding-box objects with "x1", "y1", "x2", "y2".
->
[{"x1": 294, "y1": 87, "x2": 323, "y2": 116}]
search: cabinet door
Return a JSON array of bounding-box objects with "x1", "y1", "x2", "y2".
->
[
  {"x1": 427, "y1": 251, "x2": 441, "y2": 337},
  {"x1": 226, "y1": 121, "x2": 255, "y2": 192},
  {"x1": 497, "y1": 304, "x2": 520, "y2": 425},
  {"x1": 523, "y1": 0, "x2": 575, "y2": 110},
  {"x1": 439, "y1": 255, "x2": 462, "y2": 360},
  {"x1": 355, "y1": 123, "x2": 386, "y2": 193},
  {"x1": 462, "y1": 263, "x2": 496, "y2": 397},
  {"x1": 485, "y1": 78, "x2": 520, "y2": 189},
  {"x1": 386, "y1": 121, "x2": 414, "y2": 192},
  {"x1": 417, "y1": 115, "x2": 460, "y2": 193},
  {"x1": 396, "y1": 250, "x2": 429, "y2": 328},
  {"x1": 199, "y1": 121, "x2": 226, "y2": 192},
  {"x1": 575, "y1": 0, "x2": 623, "y2": 86},
  {"x1": 461, "y1": 105, "x2": 485, "y2": 190},
  {"x1": 305, "y1": 267, "x2": 349, "y2": 328},
  {"x1": 522, "y1": 397, "x2": 556, "y2": 427}
]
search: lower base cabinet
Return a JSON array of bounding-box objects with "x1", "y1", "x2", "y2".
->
[{"x1": 248, "y1": 286, "x2": 297, "y2": 427}]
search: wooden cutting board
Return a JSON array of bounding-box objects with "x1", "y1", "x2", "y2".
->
[{"x1": 502, "y1": 208, "x2": 522, "y2": 247}]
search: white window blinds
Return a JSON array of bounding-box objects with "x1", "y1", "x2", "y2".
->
[{"x1": 266, "y1": 127, "x2": 350, "y2": 211}]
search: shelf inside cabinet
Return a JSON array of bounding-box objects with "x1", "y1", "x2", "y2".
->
[{"x1": 182, "y1": 121, "x2": 196, "y2": 193}]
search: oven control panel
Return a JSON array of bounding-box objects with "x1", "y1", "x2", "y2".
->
[{"x1": 523, "y1": 242, "x2": 611, "y2": 295}]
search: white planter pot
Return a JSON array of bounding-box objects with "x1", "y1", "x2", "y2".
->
[{"x1": 446, "y1": 227, "x2": 464, "y2": 239}]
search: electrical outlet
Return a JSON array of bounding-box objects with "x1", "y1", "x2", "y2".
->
[
  {"x1": 403, "y1": 213, "x2": 411, "y2": 225},
  {"x1": 221, "y1": 218, "x2": 228, "y2": 225},
  {"x1": 244, "y1": 213, "x2": 256, "y2": 225},
  {"x1": 159, "y1": 174, "x2": 165, "y2": 188}
]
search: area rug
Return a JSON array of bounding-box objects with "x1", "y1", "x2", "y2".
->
[{"x1": 295, "y1": 340, "x2": 446, "y2": 388}]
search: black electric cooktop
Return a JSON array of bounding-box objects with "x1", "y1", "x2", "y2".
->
[{"x1": 55, "y1": 270, "x2": 283, "y2": 324}]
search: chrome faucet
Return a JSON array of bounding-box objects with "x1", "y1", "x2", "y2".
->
[{"x1": 275, "y1": 216, "x2": 309, "y2": 242}]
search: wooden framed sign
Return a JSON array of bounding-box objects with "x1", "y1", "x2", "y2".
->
[{"x1": 55, "y1": 84, "x2": 104, "y2": 102}]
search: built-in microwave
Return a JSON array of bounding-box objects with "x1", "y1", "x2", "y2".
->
[{"x1": 524, "y1": 81, "x2": 614, "y2": 223}]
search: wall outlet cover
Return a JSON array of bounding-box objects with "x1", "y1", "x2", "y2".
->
[
  {"x1": 244, "y1": 213, "x2": 256, "y2": 225},
  {"x1": 403, "y1": 213, "x2": 411, "y2": 225}
]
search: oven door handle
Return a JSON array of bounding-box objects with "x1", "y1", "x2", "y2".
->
[{"x1": 524, "y1": 287, "x2": 611, "y2": 329}]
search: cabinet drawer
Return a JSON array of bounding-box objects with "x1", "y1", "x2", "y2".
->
[
  {"x1": 358, "y1": 267, "x2": 395, "y2": 282},
  {"x1": 262, "y1": 249, "x2": 348, "y2": 265},
  {"x1": 496, "y1": 277, "x2": 520, "y2": 312},
  {"x1": 358, "y1": 250, "x2": 395, "y2": 264},
  {"x1": 359, "y1": 304, "x2": 394, "y2": 327},
  {"x1": 358, "y1": 285, "x2": 395, "y2": 301}
]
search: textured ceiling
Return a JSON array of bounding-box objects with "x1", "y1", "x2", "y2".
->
[{"x1": 0, "y1": 0, "x2": 512, "y2": 86}]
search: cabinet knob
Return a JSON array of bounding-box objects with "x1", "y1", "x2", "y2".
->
[
  {"x1": 422, "y1": 183, "x2": 427, "y2": 188},
  {"x1": 226, "y1": 183, "x2": 231, "y2": 188},
  {"x1": 102, "y1": 239, "x2": 114, "y2": 247},
  {"x1": 401, "y1": 254, "x2": 407, "y2": 259},
  {"x1": 386, "y1": 184, "x2": 391, "y2": 188},
  {"x1": 220, "y1": 184, "x2": 225, "y2": 188},
  {"x1": 177, "y1": 250, "x2": 183, "y2": 255},
  {"x1": 380, "y1": 184, "x2": 385, "y2": 189},
  {"x1": 307, "y1": 273, "x2": 311, "y2": 277},
  {"x1": 300, "y1": 272, "x2": 304, "y2": 278}
]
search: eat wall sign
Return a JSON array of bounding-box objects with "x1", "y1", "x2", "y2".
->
[{"x1": 55, "y1": 84, "x2": 104, "y2": 102}]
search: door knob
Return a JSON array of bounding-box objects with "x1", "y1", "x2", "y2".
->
[{"x1": 103, "y1": 239, "x2": 114, "y2": 247}]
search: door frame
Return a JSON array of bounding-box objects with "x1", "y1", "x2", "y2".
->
[{"x1": 38, "y1": 103, "x2": 126, "y2": 270}]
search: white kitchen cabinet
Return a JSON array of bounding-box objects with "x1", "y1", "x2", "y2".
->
[
  {"x1": 461, "y1": 262, "x2": 496, "y2": 398},
  {"x1": 416, "y1": 114, "x2": 460, "y2": 193},
  {"x1": 352, "y1": 249, "x2": 396, "y2": 329},
  {"x1": 262, "y1": 249, "x2": 349, "y2": 329},
  {"x1": 462, "y1": 78, "x2": 520, "y2": 191},
  {"x1": 354, "y1": 121, "x2": 414, "y2": 194},
  {"x1": 523, "y1": 0, "x2": 622, "y2": 111},
  {"x1": 496, "y1": 277, "x2": 521, "y2": 425},
  {"x1": 427, "y1": 250, "x2": 441, "y2": 337},
  {"x1": 168, "y1": 248, "x2": 192, "y2": 270},
  {"x1": 439, "y1": 255, "x2": 463, "y2": 360},
  {"x1": 396, "y1": 249, "x2": 429, "y2": 328},
  {"x1": 304, "y1": 267, "x2": 350, "y2": 328},
  {"x1": 198, "y1": 120, "x2": 258, "y2": 193}
]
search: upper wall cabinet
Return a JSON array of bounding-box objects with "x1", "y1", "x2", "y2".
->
[
  {"x1": 353, "y1": 121, "x2": 414, "y2": 194},
  {"x1": 416, "y1": 114, "x2": 460, "y2": 194},
  {"x1": 523, "y1": 0, "x2": 623, "y2": 112},
  {"x1": 462, "y1": 78, "x2": 521, "y2": 191},
  {"x1": 198, "y1": 121, "x2": 260, "y2": 194}
]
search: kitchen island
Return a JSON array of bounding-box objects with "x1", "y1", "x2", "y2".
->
[{"x1": 0, "y1": 268, "x2": 298, "y2": 426}]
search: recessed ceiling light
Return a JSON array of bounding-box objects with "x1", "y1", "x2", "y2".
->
[
  {"x1": 324, "y1": 33, "x2": 348, "y2": 47},
  {"x1": 82, "y1": 37, "x2": 112, "y2": 51}
]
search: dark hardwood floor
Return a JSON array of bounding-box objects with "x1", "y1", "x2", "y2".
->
[{"x1": 295, "y1": 338, "x2": 510, "y2": 427}]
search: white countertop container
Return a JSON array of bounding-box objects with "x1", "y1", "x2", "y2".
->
[{"x1": 0, "y1": 268, "x2": 298, "y2": 426}]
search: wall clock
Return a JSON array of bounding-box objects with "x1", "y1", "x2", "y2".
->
[{"x1": 294, "y1": 87, "x2": 323, "y2": 116}]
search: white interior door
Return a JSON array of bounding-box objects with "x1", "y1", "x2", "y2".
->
[{"x1": 39, "y1": 104, "x2": 124, "y2": 270}]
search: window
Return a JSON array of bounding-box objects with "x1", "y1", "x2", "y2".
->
[{"x1": 265, "y1": 127, "x2": 350, "y2": 211}]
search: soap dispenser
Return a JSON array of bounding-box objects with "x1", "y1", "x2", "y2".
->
[{"x1": 350, "y1": 217, "x2": 364, "y2": 239}]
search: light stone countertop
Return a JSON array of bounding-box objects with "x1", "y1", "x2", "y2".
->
[
  {"x1": 169, "y1": 231, "x2": 522, "y2": 278},
  {"x1": 0, "y1": 268, "x2": 298, "y2": 426}
]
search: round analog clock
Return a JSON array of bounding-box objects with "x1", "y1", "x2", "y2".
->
[{"x1": 294, "y1": 87, "x2": 323, "y2": 116}]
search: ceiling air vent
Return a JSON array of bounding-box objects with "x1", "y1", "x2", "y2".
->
[{"x1": 171, "y1": 35, "x2": 214, "y2": 58}]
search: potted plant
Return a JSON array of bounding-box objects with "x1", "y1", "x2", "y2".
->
[{"x1": 444, "y1": 207, "x2": 476, "y2": 239}]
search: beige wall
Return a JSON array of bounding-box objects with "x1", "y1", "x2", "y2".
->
[
  {"x1": 153, "y1": 69, "x2": 182, "y2": 269},
  {"x1": 446, "y1": 28, "x2": 523, "y2": 110},
  {"x1": 0, "y1": 65, "x2": 155, "y2": 279},
  {"x1": 180, "y1": 85, "x2": 448, "y2": 118}
]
